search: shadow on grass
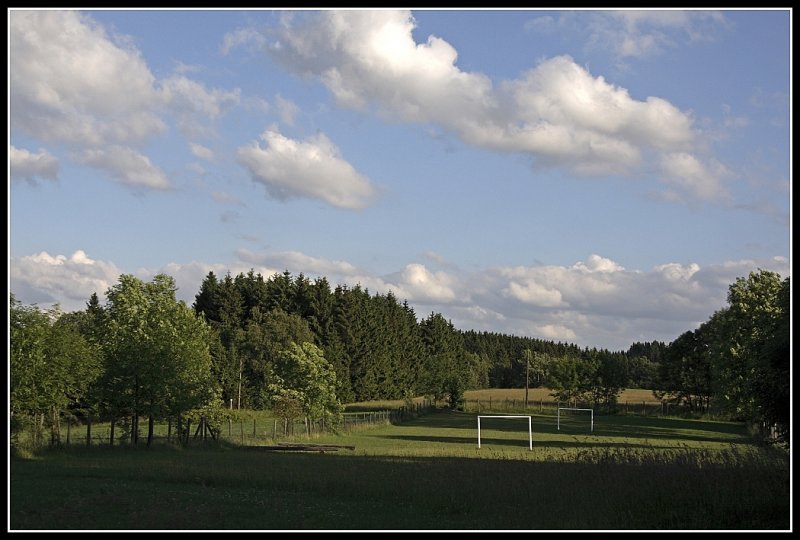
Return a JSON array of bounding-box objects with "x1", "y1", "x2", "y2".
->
[{"x1": 10, "y1": 441, "x2": 789, "y2": 531}]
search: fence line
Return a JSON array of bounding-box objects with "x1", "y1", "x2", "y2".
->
[
  {"x1": 18, "y1": 400, "x2": 437, "y2": 449},
  {"x1": 16, "y1": 397, "x2": 719, "y2": 450}
]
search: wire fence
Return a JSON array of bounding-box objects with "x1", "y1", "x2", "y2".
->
[
  {"x1": 13, "y1": 397, "x2": 722, "y2": 451},
  {"x1": 12, "y1": 400, "x2": 437, "y2": 449}
]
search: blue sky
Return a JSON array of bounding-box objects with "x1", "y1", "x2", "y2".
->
[{"x1": 8, "y1": 8, "x2": 791, "y2": 351}]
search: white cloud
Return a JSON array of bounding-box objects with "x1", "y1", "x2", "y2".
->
[
  {"x1": 160, "y1": 74, "x2": 241, "y2": 137},
  {"x1": 535, "y1": 323, "x2": 578, "y2": 342},
  {"x1": 268, "y1": 10, "x2": 495, "y2": 124},
  {"x1": 659, "y1": 152, "x2": 731, "y2": 202},
  {"x1": 235, "y1": 248, "x2": 359, "y2": 277},
  {"x1": 266, "y1": 10, "x2": 720, "y2": 202},
  {"x1": 572, "y1": 254, "x2": 626, "y2": 273},
  {"x1": 221, "y1": 27, "x2": 267, "y2": 56},
  {"x1": 75, "y1": 146, "x2": 171, "y2": 190},
  {"x1": 396, "y1": 263, "x2": 458, "y2": 303},
  {"x1": 10, "y1": 145, "x2": 59, "y2": 183},
  {"x1": 584, "y1": 10, "x2": 732, "y2": 60},
  {"x1": 236, "y1": 128, "x2": 377, "y2": 209},
  {"x1": 9, "y1": 248, "x2": 790, "y2": 351},
  {"x1": 189, "y1": 142, "x2": 214, "y2": 161},
  {"x1": 10, "y1": 10, "x2": 166, "y2": 147},
  {"x1": 10, "y1": 10, "x2": 241, "y2": 193},
  {"x1": 655, "y1": 262, "x2": 700, "y2": 281},
  {"x1": 502, "y1": 280, "x2": 564, "y2": 308},
  {"x1": 10, "y1": 250, "x2": 123, "y2": 311},
  {"x1": 275, "y1": 95, "x2": 299, "y2": 126}
]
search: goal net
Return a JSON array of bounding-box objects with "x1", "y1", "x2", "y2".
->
[
  {"x1": 477, "y1": 415, "x2": 532, "y2": 450},
  {"x1": 557, "y1": 408, "x2": 594, "y2": 432}
]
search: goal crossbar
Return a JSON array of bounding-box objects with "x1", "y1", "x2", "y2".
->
[
  {"x1": 557, "y1": 407, "x2": 594, "y2": 432},
  {"x1": 477, "y1": 415, "x2": 532, "y2": 450}
]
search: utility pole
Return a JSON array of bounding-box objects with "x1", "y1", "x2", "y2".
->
[{"x1": 524, "y1": 349, "x2": 531, "y2": 409}]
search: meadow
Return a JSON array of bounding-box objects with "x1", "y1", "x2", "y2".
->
[{"x1": 9, "y1": 400, "x2": 790, "y2": 531}]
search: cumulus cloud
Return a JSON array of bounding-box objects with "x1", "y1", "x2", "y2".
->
[
  {"x1": 10, "y1": 10, "x2": 240, "y2": 192},
  {"x1": 265, "y1": 10, "x2": 720, "y2": 202},
  {"x1": 236, "y1": 128, "x2": 377, "y2": 209},
  {"x1": 10, "y1": 250, "x2": 123, "y2": 311},
  {"x1": 394, "y1": 263, "x2": 459, "y2": 303},
  {"x1": 75, "y1": 145, "x2": 171, "y2": 190},
  {"x1": 659, "y1": 152, "x2": 731, "y2": 202},
  {"x1": 10, "y1": 10, "x2": 166, "y2": 147},
  {"x1": 10, "y1": 145, "x2": 59, "y2": 183},
  {"x1": 9, "y1": 248, "x2": 790, "y2": 350}
]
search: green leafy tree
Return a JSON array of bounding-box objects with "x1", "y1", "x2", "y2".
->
[
  {"x1": 444, "y1": 374, "x2": 465, "y2": 410},
  {"x1": 655, "y1": 323, "x2": 715, "y2": 413},
  {"x1": 268, "y1": 342, "x2": 343, "y2": 424},
  {"x1": 711, "y1": 270, "x2": 786, "y2": 422},
  {"x1": 548, "y1": 355, "x2": 593, "y2": 404},
  {"x1": 240, "y1": 307, "x2": 315, "y2": 409},
  {"x1": 753, "y1": 276, "x2": 790, "y2": 445},
  {"x1": 10, "y1": 296, "x2": 102, "y2": 446},
  {"x1": 103, "y1": 274, "x2": 218, "y2": 445},
  {"x1": 420, "y1": 312, "x2": 465, "y2": 401}
]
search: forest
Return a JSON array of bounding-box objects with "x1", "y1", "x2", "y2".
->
[{"x1": 10, "y1": 268, "x2": 789, "y2": 448}]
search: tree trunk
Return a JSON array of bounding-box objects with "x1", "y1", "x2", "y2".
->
[
  {"x1": 132, "y1": 414, "x2": 139, "y2": 445},
  {"x1": 147, "y1": 415, "x2": 154, "y2": 447},
  {"x1": 110, "y1": 415, "x2": 115, "y2": 447},
  {"x1": 53, "y1": 407, "x2": 62, "y2": 446},
  {"x1": 238, "y1": 356, "x2": 243, "y2": 410}
]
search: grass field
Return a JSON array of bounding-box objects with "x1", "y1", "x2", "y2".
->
[{"x1": 9, "y1": 407, "x2": 790, "y2": 531}]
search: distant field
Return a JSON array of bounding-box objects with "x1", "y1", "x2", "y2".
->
[
  {"x1": 345, "y1": 388, "x2": 662, "y2": 413},
  {"x1": 10, "y1": 407, "x2": 789, "y2": 531},
  {"x1": 463, "y1": 387, "x2": 660, "y2": 402}
]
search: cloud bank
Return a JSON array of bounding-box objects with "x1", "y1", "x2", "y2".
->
[{"x1": 10, "y1": 248, "x2": 789, "y2": 351}]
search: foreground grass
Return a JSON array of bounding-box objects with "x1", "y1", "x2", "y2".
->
[{"x1": 10, "y1": 409, "x2": 789, "y2": 531}]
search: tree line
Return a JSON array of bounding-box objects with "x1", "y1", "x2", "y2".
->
[{"x1": 10, "y1": 267, "x2": 789, "y2": 448}]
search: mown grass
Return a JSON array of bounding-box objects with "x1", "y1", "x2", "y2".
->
[{"x1": 9, "y1": 408, "x2": 789, "y2": 531}]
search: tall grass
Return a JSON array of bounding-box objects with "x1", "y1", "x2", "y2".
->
[{"x1": 9, "y1": 408, "x2": 789, "y2": 531}]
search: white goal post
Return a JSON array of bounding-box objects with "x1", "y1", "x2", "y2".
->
[
  {"x1": 557, "y1": 407, "x2": 594, "y2": 432},
  {"x1": 477, "y1": 415, "x2": 532, "y2": 450}
]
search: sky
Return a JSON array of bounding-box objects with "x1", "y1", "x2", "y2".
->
[{"x1": 8, "y1": 8, "x2": 792, "y2": 352}]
